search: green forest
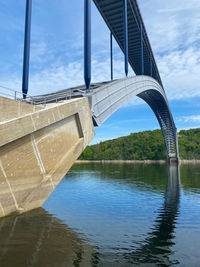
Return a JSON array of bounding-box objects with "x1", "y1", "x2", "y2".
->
[{"x1": 79, "y1": 128, "x2": 200, "y2": 160}]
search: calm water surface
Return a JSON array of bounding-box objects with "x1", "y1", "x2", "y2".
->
[{"x1": 0, "y1": 163, "x2": 200, "y2": 266}]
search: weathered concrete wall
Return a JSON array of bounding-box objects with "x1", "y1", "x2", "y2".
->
[
  {"x1": 0, "y1": 96, "x2": 41, "y2": 122},
  {"x1": 0, "y1": 97, "x2": 94, "y2": 217}
]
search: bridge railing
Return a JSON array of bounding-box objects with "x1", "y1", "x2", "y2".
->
[
  {"x1": 25, "y1": 87, "x2": 90, "y2": 107},
  {"x1": 0, "y1": 84, "x2": 89, "y2": 108},
  {"x1": 0, "y1": 85, "x2": 28, "y2": 101},
  {"x1": 0, "y1": 85, "x2": 44, "y2": 106}
]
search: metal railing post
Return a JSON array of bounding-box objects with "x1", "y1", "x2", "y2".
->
[
  {"x1": 84, "y1": 0, "x2": 91, "y2": 90},
  {"x1": 22, "y1": 0, "x2": 32, "y2": 99}
]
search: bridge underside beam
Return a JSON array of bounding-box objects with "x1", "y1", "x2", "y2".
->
[{"x1": 93, "y1": 0, "x2": 162, "y2": 85}]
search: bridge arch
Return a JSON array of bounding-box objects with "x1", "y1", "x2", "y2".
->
[{"x1": 89, "y1": 75, "x2": 178, "y2": 159}]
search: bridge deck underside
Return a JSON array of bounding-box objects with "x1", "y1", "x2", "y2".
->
[{"x1": 93, "y1": 0, "x2": 162, "y2": 85}]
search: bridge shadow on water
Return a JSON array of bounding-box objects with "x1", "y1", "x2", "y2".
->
[{"x1": 0, "y1": 164, "x2": 181, "y2": 267}]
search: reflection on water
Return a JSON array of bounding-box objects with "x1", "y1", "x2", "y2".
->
[
  {"x1": 122, "y1": 166, "x2": 180, "y2": 266},
  {"x1": 0, "y1": 208, "x2": 95, "y2": 267},
  {"x1": 0, "y1": 163, "x2": 200, "y2": 266}
]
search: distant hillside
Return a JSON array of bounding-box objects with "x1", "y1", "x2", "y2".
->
[{"x1": 79, "y1": 128, "x2": 200, "y2": 160}]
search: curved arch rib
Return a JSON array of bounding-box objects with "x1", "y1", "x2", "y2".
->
[{"x1": 90, "y1": 75, "x2": 179, "y2": 160}]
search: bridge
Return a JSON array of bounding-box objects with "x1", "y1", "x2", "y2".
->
[{"x1": 0, "y1": 0, "x2": 179, "y2": 218}]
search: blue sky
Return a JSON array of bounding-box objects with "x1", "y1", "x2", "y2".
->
[{"x1": 0, "y1": 0, "x2": 200, "y2": 144}]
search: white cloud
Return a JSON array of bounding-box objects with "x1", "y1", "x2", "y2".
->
[
  {"x1": 1, "y1": 0, "x2": 200, "y2": 105},
  {"x1": 179, "y1": 115, "x2": 200, "y2": 123},
  {"x1": 0, "y1": 57, "x2": 127, "y2": 96},
  {"x1": 31, "y1": 42, "x2": 52, "y2": 64},
  {"x1": 140, "y1": 0, "x2": 200, "y2": 53},
  {"x1": 139, "y1": 0, "x2": 200, "y2": 101},
  {"x1": 158, "y1": 47, "x2": 200, "y2": 100}
]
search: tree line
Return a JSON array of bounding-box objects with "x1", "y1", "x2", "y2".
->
[{"x1": 79, "y1": 128, "x2": 200, "y2": 160}]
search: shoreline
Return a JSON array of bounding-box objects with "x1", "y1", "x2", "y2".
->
[{"x1": 75, "y1": 159, "x2": 200, "y2": 164}]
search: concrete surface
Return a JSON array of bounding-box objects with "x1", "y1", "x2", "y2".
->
[
  {"x1": 0, "y1": 96, "x2": 94, "y2": 217},
  {"x1": 0, "y1": 96, "x2": 41, "y2": 122}
]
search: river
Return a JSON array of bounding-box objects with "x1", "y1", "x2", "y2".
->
[{"x1": 0, "y1": 163, "x2": 200, "y2": 266}]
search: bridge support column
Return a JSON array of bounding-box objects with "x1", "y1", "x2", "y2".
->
[
  {"x1": 84, "y1": 0, "x2": 91, "y2": 90},
  {"x1": 123, "y1": 0, "x2": 128, "y2": 76},
  {"x1": 175, "y1": 128, "x2": 179, "y2": 159},
  {"x1": 22, "y1": 0, "x2": 32, "y2": 99},
  {"x1": 168, "y1": 157, "x2": 180, "y2": 165},
  {"x1": 140, "y1": 23, "x2": 144, "y2": 75},
  {"x1": 110, "y1": 32, "x2": 113, "y2": 80},
  {"x1": 150, "y1": 56, "x2": 152, "y2": 77}
]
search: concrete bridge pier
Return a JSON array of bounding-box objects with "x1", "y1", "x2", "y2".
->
[
  {"x1": 0, "y1": 96, "x2": 94, "y2": 218},
  {"x1": 168, "y1": 157, "x2": 180, "y2": 165}
]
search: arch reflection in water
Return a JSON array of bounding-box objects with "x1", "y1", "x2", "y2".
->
[
  {"x1": 0, "y1": 208, "x2": 96, "y2": 267},
  {"x1": 123, "y1": 165, "x2": 180, "y2": 265}
]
